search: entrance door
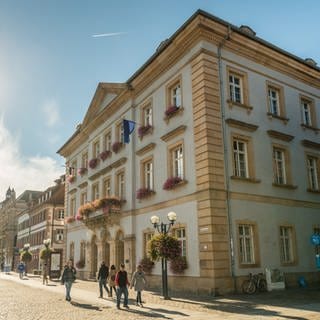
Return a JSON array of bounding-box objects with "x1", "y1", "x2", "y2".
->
[{"x1": 91, "y1": 242, "x2": 98, "y2": 278}]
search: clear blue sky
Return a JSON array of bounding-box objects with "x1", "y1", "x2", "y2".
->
[{"x1": 0, "y1": 0, "x2": 319, "y2": 197}]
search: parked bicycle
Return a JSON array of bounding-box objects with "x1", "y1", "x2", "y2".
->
[{"x1": 242, "y1": 272, "x2": 267, "y2": 294}]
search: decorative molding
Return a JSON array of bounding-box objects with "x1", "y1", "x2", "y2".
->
[
  {"x1": 89, "y1": 157, "x2": 127, "y2": 181},
  {"x1": 266, "y1": 112, "x2": 289, "y2": 124},
  {"x1": 272, "y1": 183, "x2": 298, "y2": 190},
  {"x1": 267, "y1": 130, "x2": 294, "y2": 142},
  {"x1": 301, "y1": 124, "x2": 319, "y2": 134},
  {"x1": 225, "y1": 118, "x2": 258, "y2": 132},
  {"x1": 230, "y1": 176, "x2": 261, "y2": 183},
  {"x1": 160, "y1": 125, "x2": 187, "y2": 142},
  {"x1": 68, "y1": 188, "x2": 77, "y2": 195},
  {"x1": 136, "y1": 143, "x2": 156, "y2": 156},
  {"x1": 78, "y1": 181, "x2": 88, "y2": 189},
  {"x1": 302, "y1": 139, "x2": 320, "y2": 150},
  {"x1": 226, "y1": 99, "x2": 253, "y2": 113}
]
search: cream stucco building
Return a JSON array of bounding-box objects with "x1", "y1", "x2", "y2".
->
[{"x1": 58, "y1": 10, "x2": 320, "y2": 294}]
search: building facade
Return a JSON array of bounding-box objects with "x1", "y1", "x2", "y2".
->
[
  {"x1": 58, "y1": 10, "x2": 320, "y2": 294},
  {"x1": 16, "y1": 178, "x2": 65, "y2": 276}
]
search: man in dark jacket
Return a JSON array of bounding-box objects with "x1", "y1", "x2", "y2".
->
[
  {"x1": 115, "y1": 263, "x2": 129, "y2": 309},
  {"x1": 97, "y1": 261, "x2": 110, "y2": 298},
  {"x1": 61, "y1": 259, "x2": 76, "y2": 302}
]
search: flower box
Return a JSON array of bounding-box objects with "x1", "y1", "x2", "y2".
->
[
  {"x1": 165, "y1": 105, "x2": 180, "y2": 118},
  {"x1": 99, "y1": 150, "x2": 112, "y2": 161},
  {"x1": 77, "y1": 167, "x2": 87, "y2": 176},
  {"x1": 66, "y1": 216, "x2": 75, "y2": 223},
  {"x1": 112, "y1": 142, "x2": 123, "y2": 154},
  {"x1": 169, "y1": 256, "x2": 188, "y2": 274},
  {"x1": 136, "y1": 188, "x2": 155, "y2": 200},
  {"x1": 89, "y1": 158, "x2": 99, "y2": 169},
  {"x1": 163, "y1": 176, "x2": 183, "y2": 190},
  {"x1": 138, "y1": 125, "x2": 153, "y2": 138},
  {"x1": 67, "y1": 175, "x2": 75, "y2": 183}
]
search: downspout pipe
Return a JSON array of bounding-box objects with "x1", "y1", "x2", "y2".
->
[{"x1": 217, "y1": 26, "x2": 236, "y2": 289}]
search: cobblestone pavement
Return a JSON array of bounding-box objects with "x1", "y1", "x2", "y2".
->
[{"x1": 1, "y1": 272, "x2": 320, "y2": 319}]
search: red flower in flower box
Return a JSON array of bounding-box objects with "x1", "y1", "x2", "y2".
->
[
  {"x1": 136, "y1": 188, "x2": 154, "y2": 199},
  {"x1": 165, "y1": 105, "x2": 180, "y2": 118},
  {"x1": 112, "y1": 142, "x2": 123, "y2": 153},
  {"x1": 99, "y1": 150, "x2": 112, "y2": 161},
  {"x1": 77, "y1": 167, "x2": 87, "y2": 176},
  {"x1": 138, "y1": 125, "x2": 152, "y2": 138},
  {"x1": 163, "y1": 176, "x2": 182, "y2": 190},
  {"x1": 89, "y1": 158, "x2": 99, "y2": 169}
]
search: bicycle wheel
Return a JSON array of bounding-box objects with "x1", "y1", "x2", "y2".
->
[
  {"x1": 258, "y1": 279, "x2": 267, "y2": 292},
  {"x1": 242, "y1": 280, "x2": 256, "y2": 294}
]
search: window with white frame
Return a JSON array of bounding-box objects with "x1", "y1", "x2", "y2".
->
[
  {"x1": 57, "y1": 209, "x2": 64, "y2": 219},
  {"x1": 81, "y1": 152, "x2": 88, "y2": 169},
  {"x1": 273, "y1": 147, "x2": 286, "y2": 184},
  {"x1": 171, "y1": 83, "x2": 181, "y2": 108},
  {"x1": 103, "y1": 131, "x2": 112, "y2": 151},
  {"x1": 70, "y1": 197, "x2": 76, "y2": 216},
  {"x1": 301, "y1": 99, "x2": 312, "y2": 126},
  {"x1": 171, "y1": 144, "x2": 184, "y2": 179},
  {"x1": 116, "y1": 171, "x2": 125, "y2": 199},
  {"x1": 268, "y1": 87, "x2": 280, "y2": 116},
  {"x1": 238, "y1": 224, "x2": 255, "y2": 264},
  {"x1": 175, "y1": 227, "x2": 187, "y2": 257},
  {"x1": 307, "y1": 156, "x2": 319, "y2": 191},
  {"x1": 117, "y1": 122, "x2": 124, "y2": 143},
  {"x1": 80, "y1": 191, "x2": 87, "y2": 205},
  {"x1": 143, "y1": 232, "x2": 154, "y2": 256},
  {"x1": 143, "y1": 104, "x2": 153, "y2": 126},
  {"x1": 280, "y1": 226, "x2": 294, "y2": 264},
  {"x1": 93, "y1": 140, "x2": 100, "y2": 158},
  {"x1": 103, "y1": 177, "x2": 112, "y2": 197},
  {"x1": 143, "y1": 159, "x2": 153, "y2": 189},
  {"x1": 92, "y1": 183, "x2": 99, "y2": 201},
  {"x1": 229, "y1": 74, "x2": 243, "y2": 104},
  {"x1": 56, "y1": 229, "x2": 64, "y2": 241},
  {"x1": 233, "y1": 139, "x2": 249, "y2": 178}
]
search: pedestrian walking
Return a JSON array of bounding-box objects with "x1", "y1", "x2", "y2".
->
[
  {"x1": 115, "y1": 263, "x2": 129, "y2": 309},
  {"x1": 61, "y1": 259, "x2": 76, "y2": 302},
  {"x1": 97, "y1": 261, "x2": 110, "y2": 298},
  {"x1": 130, "y1": 265, "x2": 147, "y2": 307},
  {"x1": 108, "y1": 264, "x2": 117, "y2": 297},
  {"x1": 17, "y1": 261, "x2": 25, "y2": 279},
  {"x1": 42, "y1": 263, "x2": 49, "y2": 285}
]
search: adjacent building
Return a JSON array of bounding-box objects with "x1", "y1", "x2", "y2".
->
[
  {"x1": 16, "y1": 177, "x2": 65, "y2": 276},
  {"x1": 57, "y1": 10, "x2": 320, "y2": 294}
]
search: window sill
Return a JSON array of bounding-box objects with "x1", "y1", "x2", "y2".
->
[
  {"x1": 138, "y1": 126, "x2": 154, "y2": 140},
  {"x1": 227, "y1": 99, "x2": 253, "y2": 114},
  {"x1": 164, "y1": 106, "x2": 184, "y2": 123},
  {"x1": 231, "y1": 176, "x2": 261, "y2": 183},
  {"x1": 239, "y1": 263, "x2": 260, "y2": 269},
  {"x1": 272, "y1": 183, "x2": 297, "y2": 190},
  {"x1": 267, "y1": 112, "x2": 289, "y2": 124},
  {"x1": 163, "y1": 179, "x2": 187, "y2": 191},
  {"x1": 307, "y1": 188, "x2": 320, "y2": 194},
  {"x1": 301, "y1": 124, "x2": 319, "y2": 134}
]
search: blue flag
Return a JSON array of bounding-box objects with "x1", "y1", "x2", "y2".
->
[{"x1": 123, "y1": 119, "x2": 136, "y2": 143}]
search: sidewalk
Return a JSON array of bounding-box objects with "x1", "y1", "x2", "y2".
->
[{"x1": 1, "y1": 271, "x2": 320, "y2": 319}]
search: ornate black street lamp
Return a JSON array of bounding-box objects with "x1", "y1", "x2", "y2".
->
[{"x1": 150, "y1": 211, "x2": 177, "y2": 299}]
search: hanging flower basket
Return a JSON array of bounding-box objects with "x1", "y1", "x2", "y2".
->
[
  {"x1": 163, "y1": 176, "x2": 182, "y2": 190},
  {"x1": 136, "y1": 188, "x2": 154, "y2": 200},
  {"x1": 77, "y1": 196, "x2": 122, "y2": 219},
  {"x1": 149, "y1": 233, "x2": 181, "y2": 261},
  {"x1": 99, "y1": 150, "x2": 112, "y2": 161},
  {"x1": 67, "y1": 175, "x2": 75, "y2": 183},
  {"x1": 89, "y1": 158, "x2": 99, "y2": 169},
  {"x1": 139, "y1": 256, "x2": 155, "y2": 274},
  {"x1": 138, "y1": 125, "x2": 153, "y2": 138},
  {"x1": 76, "y1": 260, "x2": 85, "y2": 269},
  {"x1": 112, "y1": 142, "x2": 123, "y2": 153},
  {"x1": 169, "y1": 256, "x2": 188, "y2": 274},
  {"x1": 77, "y1": 167, "x2": 87, "y2": 176},
  {"x1": 66, "y1": 216, "x2": 75, "y2": 223},
  {"x1": 165, "y1": 105, "x2": 180, "y2": 118}
]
